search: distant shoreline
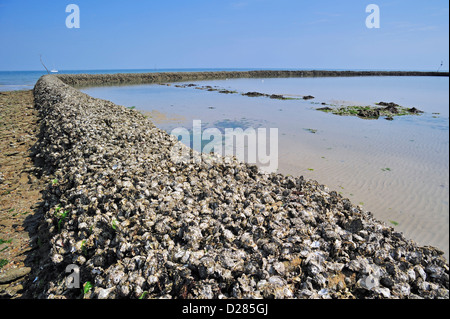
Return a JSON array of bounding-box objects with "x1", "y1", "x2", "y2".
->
[{"x1": 55, "y1": 70, "x2": 449, "y2": 87}]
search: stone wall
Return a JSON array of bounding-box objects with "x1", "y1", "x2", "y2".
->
[
  {"x1": 56, "y1": 70, "x2": 449, "y2": 87},
  {"x1": 25, "y1": 74, "x2": 449, "y2": 299}
]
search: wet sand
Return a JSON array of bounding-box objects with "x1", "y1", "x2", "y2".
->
[
  {"x1": 140, "y1": 109, "x2": 186, "y2": 125},
  {"x1": 278, "y1": 135, "x2": 449, "y2": 259},
  {"x1": 0, "y1": 90, "x2": 46, "y2": 298}
]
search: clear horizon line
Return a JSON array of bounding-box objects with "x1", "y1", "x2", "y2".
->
[{"x1": 1, "y1": 67, "x2": 449, "y2": 73}]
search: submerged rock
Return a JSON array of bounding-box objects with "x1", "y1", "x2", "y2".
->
[
  {"x1": 317, "y1": 101, "x2": 426, "y2": 121},
  {"x1": 242, "y1": 91, "x2": 268, "y2": 97},
  {"x1": 377, "y1": 102, "x2": 399, "y2": 107},
  {"x1": 408, "y1": 107, "x2": 424, "y2": 114},
  {"x1": 269, "y1": 94, "x2": 286, "y2": 100},
  {"x1": 357, "y1": 109, "x2": 380, "y2": 119}
]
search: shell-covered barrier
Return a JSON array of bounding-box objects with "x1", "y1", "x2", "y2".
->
[
  {"x1": 28, "y1": 74, "x2": 449, "y2": 299},
  {"x1": 56, "y1": 70, "x2": 448, "y2": 87}
]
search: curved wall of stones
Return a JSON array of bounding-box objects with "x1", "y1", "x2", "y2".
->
[
  {"x1": 56, "y1": 70, "x2": 449, "y2": 87},
  {"x1": 27, "y1": 74, "x2": 449, "y2": 299}
]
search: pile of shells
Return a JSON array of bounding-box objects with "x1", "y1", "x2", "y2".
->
[
  {"x1": 27, "y1": 75, "x2": 448, "y2": 299},
  {"x1": 56, "y1": 70, "x2": 448, "y2": 87}
]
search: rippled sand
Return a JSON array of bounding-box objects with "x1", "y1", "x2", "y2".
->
[{"x1": 279, "y1": 129, "x2": 449, "y2": 259}]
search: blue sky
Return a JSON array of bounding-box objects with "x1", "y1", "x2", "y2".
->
[{"x1": 0, "y1": 0, "x2": 448, "y2": 71}]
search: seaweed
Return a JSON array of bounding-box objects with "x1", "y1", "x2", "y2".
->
[{"x1": 316, "y1": 102, "x2": 425, "y2": 120}]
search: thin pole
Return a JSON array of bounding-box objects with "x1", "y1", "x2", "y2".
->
[{"x1": 40, "y1": 54, "x2": 50, "y2": 74}]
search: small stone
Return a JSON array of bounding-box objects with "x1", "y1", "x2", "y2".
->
[
  {"x1": 346, "y1": 218, "x2": 364, "y2": 233},
  {"x1": 374, "y1": 287, "x2": 391, "y2": 298},
  {"x1": 380, "y1": 276, "x2": 394, "y2": 288},
  {"x1": 358, "y1": 274, "x2": 379, "y2": 290},
  {"x1": 272, "y1": 262, "x2": 286, "y2": 276},
  {"x1": 0, "y1": 267, "x2": 31, "y2": 284},
  {"x1": 97, "y1": 287, "x2": 115, "y2": 299}
]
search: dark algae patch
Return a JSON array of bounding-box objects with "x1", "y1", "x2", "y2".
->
[
  {"x1": 316, "y1": 101, "x2": 425, "y2": 120},
  {"x1": 304, "y1": 128, "x2": 318, "y2": 134}
]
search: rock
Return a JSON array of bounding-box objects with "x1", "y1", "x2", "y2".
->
[
  {"x1": 96, "y1": 287, "x2": 116, "y2": 299},
  {"x1": 51, "y1": 253, "x2": 64, "y2": 264},
  {"x1": 345, "y1": 218, "x2": 364, "y2": 233},
  {"x1": 374, "y1": 287, "x2": 391, "y2": 298},
  {"x1": 358, "y1": 274, "x2": 379, "y2": 290},
  {"x1": 269, "y1": 94, "x2": 286, "y2": 100},
  {"x1": 414, "y1": 265, "x2": 427, "y2": 281},
  {"x1": 377, "y1": 102, "x2": 399, "y2": 107},
  {"x1": 218, "y1": 90, "x2": 236, "y2": 94},
  {"x1": 408, "y1": 107, "x2": 424, "y2": 114},
  {"x1": 242, "y1": 92, "x2": 267, "y2": 97},
  {"x1": 357, "y1": 109, "x2": 380, "y2": 119},
  {"x1": 0, "y1": 283, "x2": 24, "y2": 298},
  {"x1": 380, "y1": 276, "x2": 394, "y2": 288},
  {"x1": 272, "y1": 262, "x2": 286, "y2": 275},
  {"x1": 303, "y1": 95, "x2": 315, "y2": 100},
  {"x1": 0, "y1": 267, "x2": 31, "y2": 284},
  {"x1": 383, "y1": 105, "x2": 399, "y2": 114}
]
